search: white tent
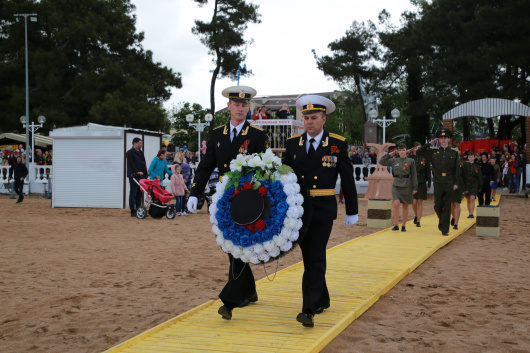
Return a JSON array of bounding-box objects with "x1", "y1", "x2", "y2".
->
[{"x1": 50, "y1": 123, "x2": 166, "y2": 208}]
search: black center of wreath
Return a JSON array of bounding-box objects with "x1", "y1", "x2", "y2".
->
[{"x1": 230, "y1": 188, "x2": 270, "y2": 225}]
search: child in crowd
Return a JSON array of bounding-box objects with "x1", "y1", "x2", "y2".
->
[{"x1": 170, "y1": 164, "x2": 188, "y2": 216}]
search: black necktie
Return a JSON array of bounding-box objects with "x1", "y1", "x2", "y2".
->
[
  {"x1": 232, "y1": 128, "x2": 237, "y2": 143},
  {"x1": 308, "y1": 138, "x2": 316, "y2": 159}
]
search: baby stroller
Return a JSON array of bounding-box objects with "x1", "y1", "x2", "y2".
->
[{"x1": 134, "y1": 178, "x2": 176, "y2": 219}]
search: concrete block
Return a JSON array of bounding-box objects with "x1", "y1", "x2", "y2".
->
[
  {"x1": 367, "y1": 219, "x2": 392, "y2": 229},
  {"x1": 367, "y1": 199, "x2": 392, "y2": 210},
  {"x1": 476, "y1": 226, "x2": 500, "y2": 237},
  {"x1": 476, "y1": 205, "x2": 500, "y2": 217}
]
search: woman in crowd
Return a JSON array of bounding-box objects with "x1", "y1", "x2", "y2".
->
[{"x1": 148, "y1": 149, "x2": 173, "y2": 182}]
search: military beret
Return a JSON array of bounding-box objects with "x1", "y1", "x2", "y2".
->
[{"x1": 396, "y1": 143, "x2": 406, "y2": 149}]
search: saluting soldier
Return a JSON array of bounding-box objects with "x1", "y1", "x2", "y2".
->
[
  {"x1": 463, "y1": 153, "x2": 482, "y2": 218},
  {"x1": 282, "y1": 95, "x2": 358, "y2": 328},
  {"x1": 411, "y1": 141, "x2": 431, "y2": 227},
  {"x1": 379, "y1": 143, "x2": 418, "y2": 231},
  {"x1": 416, "y1": 129, "x2": 460, "y2": 236},
  {"x1": 450, "y1": 145, "x2": 465, "y2": 230},
  {"x1": 187, "y1": 85, "x2": 267, "y2": 321}
]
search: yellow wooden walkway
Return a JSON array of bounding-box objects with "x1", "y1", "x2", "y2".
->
[{"x1": 104, "y1": 197, "x2": 499, "y2": 353}]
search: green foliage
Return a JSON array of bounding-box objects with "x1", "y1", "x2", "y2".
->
[
  {"x1": 314, "y1": 0, "x2": 530, "y2": 145},
  {"x1": 0, "y1": 0, "x2": 182, "y2": 134},
  {"x1": 192, "y1": 0, "x2": 261, "y2": 124},
  {"x1": 168, "y1": 102, "x2": 212, "y2": 151}
]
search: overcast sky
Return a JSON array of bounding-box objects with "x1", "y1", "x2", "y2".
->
[{"x1": 130, "y1": 0, "x2": 416, "y2": 112}]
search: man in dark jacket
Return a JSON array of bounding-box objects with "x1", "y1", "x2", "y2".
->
[
  {"x1": 9, "y1": 156, "x2": 28, "y2": 203},
  {"x1": 477, "y1": 152, "x2": 495, "y2": 205},
  {"x1": 126, "y1": 138, "x2": 148, "y2": 217}
]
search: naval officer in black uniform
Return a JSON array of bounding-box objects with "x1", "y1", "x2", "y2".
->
[
  {"x1": 187, "y1": 85, "x2": 267, "y2": 320},
  {"x1": 282, "y1": 95, "x2": 359, "y2": 328}
]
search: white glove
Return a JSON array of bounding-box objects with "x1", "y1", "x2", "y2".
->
[
  {"x1": 187, "y1": 196, "x2": 198, "y2": 213},
  {"x1": 345, "y1": 214, "x2": 358, "y2": 226}
]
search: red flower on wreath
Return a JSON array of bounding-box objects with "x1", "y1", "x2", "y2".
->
[
  {"x1": 255, "y1": 219, "x2": 266, "y2": 230},
  {"x1": 258, "y1": 186, "x2": 268, "y2": 196}
]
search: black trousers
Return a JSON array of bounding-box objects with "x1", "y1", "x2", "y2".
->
[
  {"x1": 219, "y1": 253, "x2": 256, "y2": 309},
  {"x1": 477, "y1": 183, "x2": 491, "y2": 205},
  {"x1": 299, "y1": 219, "x2": 334, "y2": 316},
  {"x1": 14, "y1": 178, "x2": 24, "y2": 201},
  {"x1": 128, "y1": 176, "x2": 143, "y2": 213},
  {"x1": 433, "y1": 182, "x2": 454, "y2": 233}
]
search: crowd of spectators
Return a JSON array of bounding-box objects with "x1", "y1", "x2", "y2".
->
[
  {"x1": 1, "y1": 148, "x2": 52, "y2": 166},
  {"x1": 346, "y1": 142, "x2": 527, "y2": 195}
]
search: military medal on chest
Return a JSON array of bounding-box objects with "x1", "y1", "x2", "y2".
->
[{"x1": 322, "y1": 155, "x2": 337, "y2": 167}]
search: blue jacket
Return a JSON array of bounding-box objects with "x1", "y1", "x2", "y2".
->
[{"x1": 148, "y1": 157, "x2": 173, "y2": 180}]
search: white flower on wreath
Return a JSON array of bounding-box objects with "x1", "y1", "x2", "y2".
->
[
  {"x1": 230, "y1": 154, "x2": 248, "y2": 172},
  {"x1": 247, "y1": 155, "x2": 265, "y2": 168},
  {"x1": 261, "y1": 149, "x2": 282, "y2": 170}
]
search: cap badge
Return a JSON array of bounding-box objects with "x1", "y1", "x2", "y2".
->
[
  {"x1": 239, "y1": 90, "x2": 245, "y2": 98},
  {"x1": 307, "y1": 101, "x2": 314, "y2": 110}
]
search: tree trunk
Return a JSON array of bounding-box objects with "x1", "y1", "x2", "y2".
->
[
  {"x1": 487, "y1": 118, "x2": 495, "y2": 139},
  {"x1": 462, "y1": 117, "x2": 470, "y2": 140}
]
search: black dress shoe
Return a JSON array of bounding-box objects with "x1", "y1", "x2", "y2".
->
[
  {"x1": 392, "y1": 226, "x2": 399, "y2": 231},
  {"x1": 413, "y1": 217, "x2": 417, "y2": 224},
  {"x1": 315, "y1": 304, "x2": 330, "y2": 314},
  {"x1": 218, "y1": 306, "x2": 232, "y2": 320},
  {"x1": 451, "y1": 218, "x2": 455, "y2": 226},
  {"x1": 416, "y1": 222, "x2": 421, "y2": 227},
  {"x1": 453, "y1": 224, "x2": 458, "y2": 230},
  {"x1": 296, "y1": 312, "x2": 314, "y2": 327},
  {"x1": 16, "y1": 200, "x2": 21, "y2": 204},
  {"x1": 237, "y1": 292, "x2": 258, "y2": 307},
  {"x1": 467, "y1": 215, "x2": 474, "y2": 218},
  {"x1": 442, "y1": 232, "x2": 449, "y2": 236},
  {"x1": 401, "y1": 226, "x2": 406, "y2": 232}
]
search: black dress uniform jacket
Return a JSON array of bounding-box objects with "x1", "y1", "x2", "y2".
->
[
  {"x1": 189, "y1": 120, "x2": 267, "y2": 309},
  {"x1": 282, "y1": 131, "x2": 358, "y2": 220},
  {"x1": 190, "y1": 120, "x2": 267, "y2": 197},
  {"x1": 282, "y1": 130, "x2": 358, "y2": 316}
]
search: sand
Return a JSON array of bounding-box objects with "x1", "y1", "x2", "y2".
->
[{"x1": 0, "y1": 194, "x2": 528, "y2": 353}]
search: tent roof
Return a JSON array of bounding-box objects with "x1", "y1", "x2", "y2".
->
[
  {"x1": 0, "y1": 133, "x2": 52, "y2": 148},
  {"x1": 443, "y1": 98, "x2": 530, "y2": 120}
]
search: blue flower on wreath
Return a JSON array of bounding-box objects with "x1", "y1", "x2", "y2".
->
[{"x1": 215, "y1": 177, "x2": 288, "y2": 248}]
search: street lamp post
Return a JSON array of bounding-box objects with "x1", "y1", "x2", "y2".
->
[
  {"x1": 14, "y1": 13, "x2": 38, "y2": 155},
  {"x1": 371, "y1": 108, "x2": 400, "y2": 144},
  {"x1": 186, "y1": 113, "x2": 213, "y2": 164},
  {"x1": 20, "y1": 115, "x2": 46, "y2": 163}
]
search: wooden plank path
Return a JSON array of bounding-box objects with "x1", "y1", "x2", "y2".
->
[{"x1": 104, "y1": 197, "x2": 499, "y2": 352}]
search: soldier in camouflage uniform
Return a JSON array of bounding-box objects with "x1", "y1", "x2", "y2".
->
[
  {"x1": 379, "y1": 143, "x2": 418, "y2": 232},
  {"x1": 411, "y1": 141, "x2": 431, "y2": 227},
  {"x1": 416, "y1": 129, "x2": 460, "y2": 236}
]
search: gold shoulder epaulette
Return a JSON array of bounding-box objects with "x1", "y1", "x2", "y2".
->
[
  {"x1": 329, "y1": 133, "x2": 346, "y2": 141},
  {"x1": 288, "y1": 133, "x2": 303, "y2": 140},
  {"x1": 213, "y1": 124, "x2": 226, "y2": 130},
  {"x1": 250, "y1": 125, "x2": 264, "y2": 131}
]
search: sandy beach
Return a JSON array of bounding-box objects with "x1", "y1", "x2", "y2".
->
[{"x1": 0, "y1": 194, "x2": 528, "y2": 353}]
